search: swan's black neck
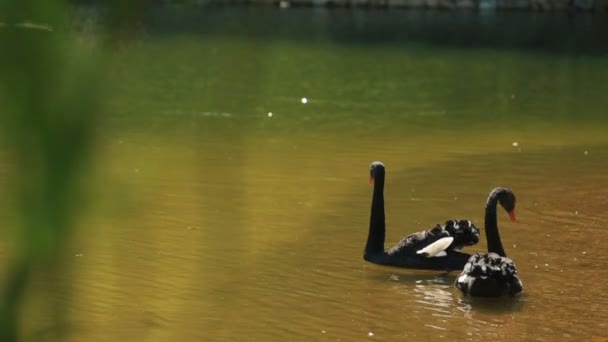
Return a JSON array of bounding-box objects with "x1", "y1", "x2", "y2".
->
[
  {"x1": 485, "y1": 195, "x2": 507, "y2": 257},
  {"x1": 365, "y1": 173, "x2": 385, "y2": 256}
]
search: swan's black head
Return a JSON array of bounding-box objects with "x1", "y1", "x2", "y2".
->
[
  {"x1": 369, "y1": 161, "x2": 385, "y2": 184},
  {"x1": 490, "y1": 187, "x2": 517, "y2": 222}
]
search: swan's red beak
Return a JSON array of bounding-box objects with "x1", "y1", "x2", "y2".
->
[{"x1": 508, "y1": 210, "x2": 517, "y2": 222}]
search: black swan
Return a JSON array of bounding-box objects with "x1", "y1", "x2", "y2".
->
[
  {"x1": 364, "y1": 161, "x2": 480, "y2": 271},
  {"x1": 455, "y1": 187, "x2": 524, "y2": 297}
]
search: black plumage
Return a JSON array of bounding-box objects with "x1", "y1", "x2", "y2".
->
[
  {"x1": 455, "y1": 187, "x2": 523, "y2": 297},
  {"x1": 363, "y1": 161, "x2": 479, "y2": 271}
]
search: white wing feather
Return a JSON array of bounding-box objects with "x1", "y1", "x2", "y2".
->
[{"x1": 416, "y1": 237, "x2": 454, "y2": 258}]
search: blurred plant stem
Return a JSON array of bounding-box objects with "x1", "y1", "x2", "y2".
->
[{"x1": 0, "y1": 1, "x2": 101, "y2": 340}]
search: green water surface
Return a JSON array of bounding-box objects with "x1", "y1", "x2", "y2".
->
[{"x1": 2, "y1": 6, "x2": 608, "y2": 341}]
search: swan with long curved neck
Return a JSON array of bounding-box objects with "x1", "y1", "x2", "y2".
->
[
  {"x1": 364, "y1": 161, "x2": 480, "y2": 271},
  {"x1": 455, "y1": 187, "x2": 523, "y2": 297}
]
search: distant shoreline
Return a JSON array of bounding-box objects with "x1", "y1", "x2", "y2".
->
[{"x1": 196, "y1": 0, "x2": 607, "y2": 12}]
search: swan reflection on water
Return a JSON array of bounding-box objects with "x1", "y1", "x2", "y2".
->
[
  {"x1": 457, "y1": 293, "x2": 526, "y2": 314},
  {"x1": 455, "y1": 295, "x2": 527, "y2": 340},
  {"x1": 387, "y1": 272, "x2": 526, "y2": 312},
  {"x1": 412, "y1": 276, "x2": 454, "y2": 310},
  {"x1": 388, "y1": 273, "x2": 455, "y2": 308},
  {"x1": 386, "y1": 273, "x2": 457, "y2": 335}
]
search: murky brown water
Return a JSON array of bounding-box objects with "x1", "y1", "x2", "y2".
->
[
  {"x1": 12, "y1": 131, "x2": 608, "y2": 341},
  {"x1": 2, "y1": 7, "x2": 608, "y2": 342}
]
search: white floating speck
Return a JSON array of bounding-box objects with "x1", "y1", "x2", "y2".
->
[
  {"x1": 546, "y1": 234, "x2": 550, "y2": 238},
  {"x1": 321, "y1": 330, "x2": 326, "y2": 334},
  {"x1": 534, "y1": 265, "x2": 538, "y2": 269},
  {"x1": 267, "y1": 112, "x2": 273, "y2": 118},
  {"x1": 301, "y1": 97, "x2": 308, "y2": 104},
  {"x1": 582, "y1": 251, "x2": 587, "y2": 255},
  {"x1": 584, "y1": 150, "x2": 588, "y2": 155},
  {"x1": 513, "y1": 244, "x2": 517, "y2": 248},
  {"x1": 75, "y1": 253, "x2": 83, "y2": 257},
  {"x1": 368, "y1": 332, "x2": 374, "y2": 337},
  {"x1": 544, "y1": 264, "x2": 549, "y2": 267},
  {"x1": 512, "y1": 141, "x2": 519, "y2": 147},
  {"x1": 279, "y1": 0, "x2": 290, "y2": 8},
  {"x1": 575, "y1": 211, "x2": 578, "y2": 215}
]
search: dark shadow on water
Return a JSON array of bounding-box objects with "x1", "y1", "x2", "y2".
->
[
  {"x1": 75, "y1": 5, "x2": 608, "y2": 56},
  {"x1": 457, "y1": 293, "x2": 527, "y2": 313}
]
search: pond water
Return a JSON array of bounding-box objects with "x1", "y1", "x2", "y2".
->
[{"x1": 3, "y1": 6, "x2": 608, "y2": 341}]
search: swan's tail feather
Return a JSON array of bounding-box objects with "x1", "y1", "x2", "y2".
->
[{"x1": 416, "y1": 237, "x2": 454, "y2": 258}]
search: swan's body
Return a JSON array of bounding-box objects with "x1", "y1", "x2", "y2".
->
[
  {"x1": 456, "y1": 252, "x2": 523, "y2": 297},
  {"x1": 364, "y1": 161, "x2": 480, "y2": 271},
  {"x1": 455, "y1": 187, "x2": 523, "y2": 297}
]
